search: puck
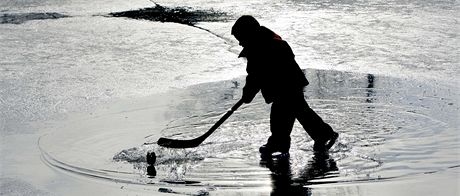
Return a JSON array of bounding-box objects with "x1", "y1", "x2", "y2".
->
[{"x1": 147, "y1": 151, "x2": 156, "y2": 165}]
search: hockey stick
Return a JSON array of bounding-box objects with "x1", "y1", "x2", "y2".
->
[{"x1": 157, "y1": 99, "x2": 244, "y2": 148}]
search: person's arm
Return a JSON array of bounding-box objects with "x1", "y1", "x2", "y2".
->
[
  {"x1": 242, "y1": 73, "x2": 260, "y2": 103},
  {"x1": 241, "y1": 53, "x2": 262, "y2": 103}
]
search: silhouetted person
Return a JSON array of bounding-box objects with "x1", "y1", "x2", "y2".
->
[{"x1": 231, "y1": 15, "x2": 339, "y2": 155}]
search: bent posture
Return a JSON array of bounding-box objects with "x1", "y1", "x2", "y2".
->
[{"x1": 232, "y1": 15, "x2": 338, "y2": 155}]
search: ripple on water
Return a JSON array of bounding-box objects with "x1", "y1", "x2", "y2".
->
[{"x1": 39, "y1": 69, "x2": 459, "y2": 193}]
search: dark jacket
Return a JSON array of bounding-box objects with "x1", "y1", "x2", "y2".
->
[{"x1": 239, "y1": 26, "x2": 309, "y2": 103}]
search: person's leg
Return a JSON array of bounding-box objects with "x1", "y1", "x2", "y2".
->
[
  {"x1": 293, "y1": 91, "x2": 337, "y2": 151},
  {"x1": 262, "y1": 100, "x2": 295, "y2": 154}
]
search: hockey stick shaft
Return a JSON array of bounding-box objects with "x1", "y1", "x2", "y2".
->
[{"x1": 157, "y1": 99, "x2": 244, "y2": 148}]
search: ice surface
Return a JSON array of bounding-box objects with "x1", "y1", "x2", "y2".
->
[{"x1": 1, "y1": 0, "x2": 459, "y2": 195}]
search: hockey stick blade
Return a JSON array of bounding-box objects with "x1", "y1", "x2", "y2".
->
[{"x1": 157, "y1": 137, "x2": 202, "y2": 148}]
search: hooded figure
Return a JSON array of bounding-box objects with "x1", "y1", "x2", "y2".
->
[{"x1": 232, "y1": 15, "x2": 338, "y2": 154}]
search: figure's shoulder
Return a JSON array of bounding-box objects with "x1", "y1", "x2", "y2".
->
[{"x1": 269, "y1": 39, "x2": 294, "y2": 56}]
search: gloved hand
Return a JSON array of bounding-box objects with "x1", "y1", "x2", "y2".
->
[{"x1": 242, "y1": 89, "x2": 257, "y2": 103}]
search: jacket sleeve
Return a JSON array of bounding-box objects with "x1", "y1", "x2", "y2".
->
[
  {"x1": 242, "y1": 73, "x2": 260, "y2": 103},
  {"x1": 242, "y1": 56, "x2": 261, "y2": 103}
]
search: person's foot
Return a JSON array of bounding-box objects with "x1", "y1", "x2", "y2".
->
[
  {"x1": 260, "y1": 150, "x2": 290, "y2": 165},
  {"x1": 271, "y1": 151, "x2": 290, "y2": 160},
  {"x1": 259, "y1": 151, "x2": 290, "y2": 169},
  {"x1": 259, "y1": 144, "x2": 272, "y2": 155},
  {"x1": 259, "y1": 144, "x2": 289, "y2": 158},
  {"x1": 313, "y1": 132, "x2": 339, "y2": 152}
]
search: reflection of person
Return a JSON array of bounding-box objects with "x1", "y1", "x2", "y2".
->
[
  {"x1": 231, "y1": 15, "x2": 338, "y2": 155},
  {"x1": 265, "y1": 152, "x2": 338, "y2": 195}
]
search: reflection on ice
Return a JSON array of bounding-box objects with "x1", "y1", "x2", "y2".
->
[{"x1": 264, "y1": 152, "x2": 339, "y2": 195}]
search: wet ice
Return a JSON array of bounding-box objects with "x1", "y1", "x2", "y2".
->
[{"x1": 1, "y1": 0, "x2": 459, "y2": 195}]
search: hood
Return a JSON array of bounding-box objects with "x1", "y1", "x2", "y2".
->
[
  {"x1": 258, "y1": 26, "x2": 282, "y2": 41},
  {"x1": 238, "y1": 26, "x2": 282, "y2": 58}
]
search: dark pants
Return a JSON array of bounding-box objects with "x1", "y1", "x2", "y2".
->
[{"x1": 266, "y1": 90, "x2": 334, "y2": 152}]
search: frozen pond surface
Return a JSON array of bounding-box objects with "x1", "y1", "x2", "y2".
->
[
  {"x1": 39, "y1": 70, "x2": 459, "y2": 195},
  {"x1": 1, "y1": 0, "x2": 459, "y2": 195}
]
